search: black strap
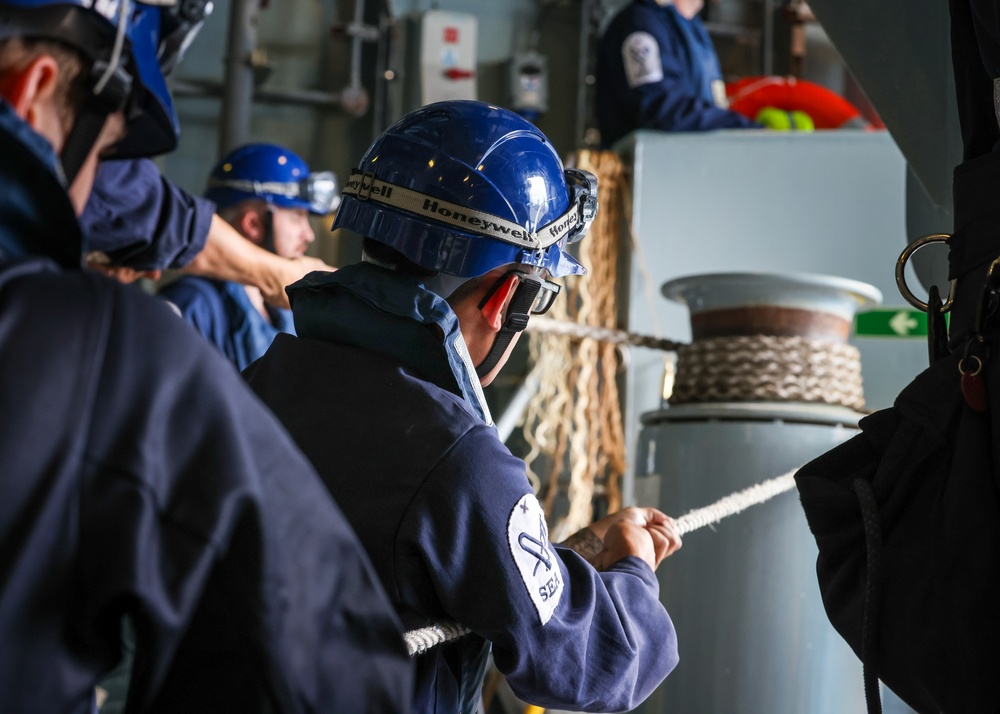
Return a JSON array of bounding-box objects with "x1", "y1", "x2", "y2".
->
[
  {"x1": 61, "y1": 60, "x2": 132, "y2": 185},
  {"x1": 262, "y1": 208, "x2": 275, "y2": 254},
  {"x1": 853, "y1": 478, "x2": 884, "y2": 714},
  {"x1": 927, "y1": 285, "x2": 950, "y2": 365},
  {"x1": 60, "y1": 104, "x2": 108, "y2": 186},
  {"x1": 475, "y1": 279, "x2": 540, "y2": 379}
]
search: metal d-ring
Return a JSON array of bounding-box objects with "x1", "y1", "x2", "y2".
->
[
  {"x1": 959, "y1": 353, "x2": 983, "y2": 377},
  {"x1": 895, "y1": 233, "x2": 956, "y2": 313}
]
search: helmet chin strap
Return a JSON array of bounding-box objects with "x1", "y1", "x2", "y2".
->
[
  {"x1": 475, "y1": 278, "x2": 540, "y2": 379},
  {"x1": 62, "y1": 0, "x2": 133, "y2": 185},
  {"x1": 262, "y1": 207, "x2": 276, "y2": 253},
  {"x1": 61, "y1": 60, "x2": 132, "y2": 185}
]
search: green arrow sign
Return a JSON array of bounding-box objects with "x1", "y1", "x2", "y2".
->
[{"x1": 855, "y1": 309, "x2": 928, "y2": 337}]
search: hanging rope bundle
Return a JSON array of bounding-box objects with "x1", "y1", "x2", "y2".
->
[
  {"x1": 402, "y1": 467, "x2": 800, "y2": 655},
  {"x1": 521, "y1": 149, "x2": 629, "y2": 542},
  {"x1": 670, "y1": 334, "x2": 865, "y2": 411}
]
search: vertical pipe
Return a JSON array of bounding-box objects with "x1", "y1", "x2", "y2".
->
[
  {"x1": 496, "y1": 367, "x2": 542, "y2": 444},
  {"x1": 350, "y1": 0, "x2": 365, "y2": 91},
  {"x1": 575, "y1": 0, "x2": 592, "y2": 147},
  {"x1": 372, "y1": 6, "x2": 388, "y2": 136},
  {"x1": 220, "y1": 0, "x2": 259, "y2": 154},
  {"x1": 762, "y1": 0, "x2": 774, "y2": 76}
]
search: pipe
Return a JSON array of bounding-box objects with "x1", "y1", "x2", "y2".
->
[
  {"x1": 219, "y1": 0, "x2": 259, "y2": 154},
  {"x1": 496, "y1": 366, "x2": 542, "y2": 444},
  {"x1": 172, "y1": 78, "x2": 344, "y2": 108},
  {"x1": 349, "y1": 0, "x2": 364, "y2": 91},
  {"x1": 575, "y1": 0, "x2": 593, "y2": 147}
]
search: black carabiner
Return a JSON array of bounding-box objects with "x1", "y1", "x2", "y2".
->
[{"x1": 927, "y1": 285, "x2": 949, "y2": 365}]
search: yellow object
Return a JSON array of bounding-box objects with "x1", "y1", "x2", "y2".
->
[
  {"x1": 755, "y1": 106, "x2": 815, "y2": 132},
  {"x1": 524, "y1": 706, "x2": 546, "y2": 714}
]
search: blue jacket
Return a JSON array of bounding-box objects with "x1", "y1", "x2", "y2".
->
[
  {"x1": 595, "y1": 0, "x2": 760, "y2": 146},
  {"x1": 245, "y1": 263, "x2": 679, "y2": 714},
  {"x1": 80, "y1": 158, "x2": 214, "y2": 270},
  {"x1": 0, "y1": 100, "x2": 412, "y2": 714},
  {"x1": 159, "y1": 276, "x2": 296, "y2": 371}
]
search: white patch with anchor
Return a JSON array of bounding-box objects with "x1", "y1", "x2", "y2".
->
[
  {"x1": 622, "y1": 31, "x2": 663, "y2": 88},
  {"x1": 507, "y1": 494, "x2": 563, "y2": 625}
]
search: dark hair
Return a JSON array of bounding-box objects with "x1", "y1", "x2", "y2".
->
[{"x1": 361, "y1": 237, "x2": 439, "y2": 278}]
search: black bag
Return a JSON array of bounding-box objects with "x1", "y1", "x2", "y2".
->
[{"x1": 795, "y1": 342, "x2": 1000, "y2": 713}]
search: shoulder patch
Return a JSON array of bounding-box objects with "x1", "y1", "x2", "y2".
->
[
  {"x1": 507, "y1": 494, "x2": 563, "y2": 625},
  {"x1": 622, "y1": 31, "x2": 663, "y2": 88}
]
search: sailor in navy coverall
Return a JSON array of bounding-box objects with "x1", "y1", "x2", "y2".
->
[
  {"x1": 159, "y1": 143, "x2": 337, "y2": 370},
  {"x1": 80, "y1": 157, "x2": 336, "y2": 306},
  {"x1": 0, "y1": 2, "x2": 412, "y2": 711},
  {"x1": 595, "y1": 0, "x2": 760, "y2": 147},
  {"x1": 77, "y1": 0, "x2": 335, "y2": 303},
  {"x1": 246, "y1": 100, "x2": 683, "y2": 714}
]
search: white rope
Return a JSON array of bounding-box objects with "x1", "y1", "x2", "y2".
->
[
  {"x1": 525, "y1": 321, "x2": 866, "y2": 411},
  {"x1": 403, "y1": 621, "x2": 475, "y2": 657},
  {"x1": 672, "y1": 468, "x2": 798, "y2": 536},
  {"x1": 401, "y1": 467, "x2": 800, "y2": 655},
  {"x1": 526, "y1": 315, "x2": 683, "y2": 352}
]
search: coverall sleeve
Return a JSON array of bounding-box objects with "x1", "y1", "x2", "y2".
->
[
  {"x1": 80, "y1": 279, "x2": 413, "y2": 712},
  {"x1": 157, "y1": 277, "x2": 231, "y2": 356},
  {"x1": 404, "y1": 424, "x2": 677, "y2": 713},
  {"x1": 619, "y1": 6, "x2": 758, "y2": 133},
  {"x1": 80, "y1": 158, "x2": 213, "y2": 270}
]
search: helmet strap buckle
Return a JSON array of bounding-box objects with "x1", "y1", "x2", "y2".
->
[{"x1": 358, "y1": 171, "x2": 377, "y2": 201}]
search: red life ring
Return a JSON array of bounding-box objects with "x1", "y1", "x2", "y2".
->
[{"x1": 726, "y1": 76, "x2": 883, "y2": 130}]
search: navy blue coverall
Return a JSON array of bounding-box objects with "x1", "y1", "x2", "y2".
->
[
  {"x1": 0, "y1": 100, "x2": 413, "y2": 714},
  {"x1": 245, "y1": 263, "x2": 679, "y2": 714},
  {"x1": 159, "y1": 276, "x2": 296, "y2": 371},
  {"x1": 80, "y1": 158, "x2": 213, "y2": 270},
  {"x1": 595, "y1": 0, "x2": 759, "y2": 147}
]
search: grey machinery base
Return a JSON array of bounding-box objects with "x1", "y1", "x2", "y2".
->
[{"x1": 631, "y1": 401, "x2": 867, "y2": 714}]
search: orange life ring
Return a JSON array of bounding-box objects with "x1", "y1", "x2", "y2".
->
[{"x1": 726, "y1": 76, "x2": 882, "y2": 130}]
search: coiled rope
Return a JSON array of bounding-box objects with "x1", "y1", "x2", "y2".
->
[
  {"x1": 402, "y1": 467, "x2": 800, "y2": 656},
  {"x1": 524, "y1": 322, "x2": 866, "y2": 412},
  {"x1": 671, "y1": 335, "x2": 866, "y2": 411}
]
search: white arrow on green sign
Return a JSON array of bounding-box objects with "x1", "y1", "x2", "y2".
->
[{"x1": 855, "y1": 309, "x2": 929, "y2": 337}]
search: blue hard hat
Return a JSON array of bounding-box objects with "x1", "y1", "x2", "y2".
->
[
  {"x1": 205, "y1": 142, "x2": 340, "y2": 215},
  {"x1": 0, "y1": 0, "x2": 179, "y2": 160},
  {"x1": 333, "y1": 100, "x2": 596, "y2": 279}
]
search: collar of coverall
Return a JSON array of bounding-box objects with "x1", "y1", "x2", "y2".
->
[{"x1": 287, "y1": 263, "x2": 495, "y2": 426}]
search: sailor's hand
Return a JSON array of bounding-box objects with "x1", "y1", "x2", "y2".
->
[
  {"x1": 587, "y1": 507, "x2": 672, "y2": 541},
  {"x1": 643, "y1": 516, "x2": 682, "y2": 567},
  {"x1": 86, "y1": 260, "x2": 162, "y2": 285},
  {"x1": 583, "y1": 508, "x2": 681, "y2": 571},
  {"x1": 595, "y1": 520, "x2": 681, "y2": 571},
  {"x1": 592, "y1": 521, "x2": 654, "y2": 571}
]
